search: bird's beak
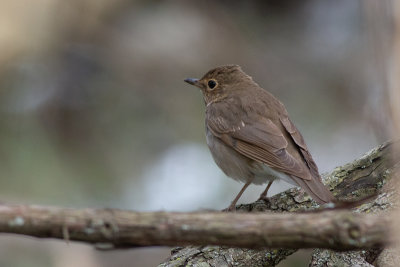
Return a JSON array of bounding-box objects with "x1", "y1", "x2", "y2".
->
[{"x1": 184, "y1": 78, "x2": 200, "y2": 86}]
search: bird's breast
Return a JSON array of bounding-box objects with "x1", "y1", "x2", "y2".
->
[{"x1": 206, "y1": 126, "x2": 253, "y2": 183}]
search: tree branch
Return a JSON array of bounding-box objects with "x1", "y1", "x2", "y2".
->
[{"x1": 0, "y1": 205, "x2": 391, "y2": 250}]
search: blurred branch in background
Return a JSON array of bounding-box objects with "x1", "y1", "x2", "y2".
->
[
  {"x1": 363, "y1": 0, "x2": 393, "y2": 141},
  {"x1": 389, "y1": 0, "x2": 400, "y2": 138}
]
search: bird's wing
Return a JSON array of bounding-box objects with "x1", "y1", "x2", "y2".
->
[
  {"x1": 279, "y1": 117, "x2": 320, "y2": 179},
  {"x1": 207, "y1": 114, "x2": 312, "y2": 180},
  {"x1": 279, "y1": 116, "x2": 335, "y2": 203}
]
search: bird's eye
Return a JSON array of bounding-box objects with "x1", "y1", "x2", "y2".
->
[{"x1": 208, "y1": 80, "x2": 217, "y2": 89}]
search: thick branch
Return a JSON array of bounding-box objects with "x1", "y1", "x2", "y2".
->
[{"x1": 0, "y1": 205, "x2": 391, "y2": 250}]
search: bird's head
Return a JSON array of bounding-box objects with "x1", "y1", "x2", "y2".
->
[{"x1": 184, "y1": 65, "x2": 254, "y2": 105}]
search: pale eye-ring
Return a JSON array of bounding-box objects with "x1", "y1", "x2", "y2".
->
[{"x1": 208, "y1": 79, "x2": 217, "y2": 89}]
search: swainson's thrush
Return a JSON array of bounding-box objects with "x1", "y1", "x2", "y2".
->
[{"x1": 184, "y1": 65, "x2": 335, "y2": 211}]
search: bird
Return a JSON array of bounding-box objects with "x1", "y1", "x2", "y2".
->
[{"x1": 184, "y1": 64, "x2": 335, "y2": 211}]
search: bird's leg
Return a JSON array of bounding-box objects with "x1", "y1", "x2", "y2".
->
[
  {"x1": 258, "y1": 181, "x2": 273, "y2": 201},
  {"x1": 224, "y1": 180, "x2": 252, "y2": 212}
]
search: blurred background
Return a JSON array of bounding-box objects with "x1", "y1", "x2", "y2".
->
[{"x1": 0, "y1": 0, "x2": 397, "y2": 266}]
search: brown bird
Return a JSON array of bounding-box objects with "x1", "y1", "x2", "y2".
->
[{"x1": 184, "y1": 64, "x2": 335, "y2": 211}]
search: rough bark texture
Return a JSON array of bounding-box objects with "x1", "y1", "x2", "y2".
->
[{"x1": 159, "y1": 141, "x2": 399, "y2": 267}]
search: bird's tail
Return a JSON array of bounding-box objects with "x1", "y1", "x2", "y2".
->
[
  {"x1": 290, "y1": 175, "x2": 335, "y2": 204},
  {"x1": 290, "y1": 175, "x2": 377, "y2": 208}
]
